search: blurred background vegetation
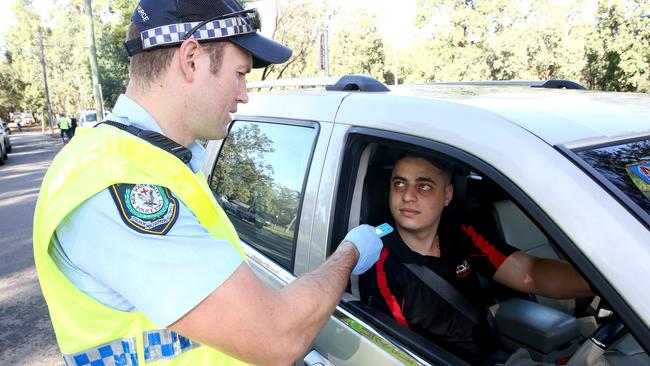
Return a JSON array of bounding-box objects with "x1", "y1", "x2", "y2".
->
[{"x1": 0, "y1": 0, "x2": 648, "y2": 123}]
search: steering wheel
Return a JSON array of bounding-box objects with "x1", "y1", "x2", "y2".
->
[{"x1": 566, "y1": 317, "x2": 627, "y2": 366}]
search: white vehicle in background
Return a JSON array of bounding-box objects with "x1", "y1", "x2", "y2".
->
[
  {"x1": 20, "y1": 112, "x2": 35, "y2": 125},
  {"x1": 77, "y1": 110, "x2": 99, "y2": 128},
  {"x1": 11, "y1": 111, "x2": 35, "y2": 126}
]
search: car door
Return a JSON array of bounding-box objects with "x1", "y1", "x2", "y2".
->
[
  {"x1": 321, "y1": 93, "x2": 650, "y2": 365},
  {"x1": 205, "y1": 115, "x2": 442, "y2": 365}
]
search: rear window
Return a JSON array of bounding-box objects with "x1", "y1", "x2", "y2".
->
[
  {"x1": 572, "y1": 137, "x2": 650, "y2": 221},
  {"x1": 85, "y1": 113, "x2": 97, "y2": 122}
]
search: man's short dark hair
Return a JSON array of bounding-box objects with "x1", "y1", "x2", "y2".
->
[{"x1": 394, "y1": 152, "x2": 454, "y2": 184}]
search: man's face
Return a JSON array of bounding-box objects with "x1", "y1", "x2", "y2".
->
[
  {"x1": 389, "y1": 157, "x2": 453, "y2": 234},
  {"x1": 192, "y1": 42, "x2": 251, "y2": 140}
]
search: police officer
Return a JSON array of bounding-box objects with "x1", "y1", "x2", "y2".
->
[
  {"x1": 33, "y1": 1, "x2": 382, "y2": 365},
  {"x1": 58, "y1": 113, "x2": 71, "y2": 142}
]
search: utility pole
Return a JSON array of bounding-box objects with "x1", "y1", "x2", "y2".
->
[
  {"x1": 393, "y1": 46, "x2": 398, "y2": 86},
  {"x1": 84, "y1": 0, "x2": 104, "y2": 120},
  {"x1": 39, "y1": 28, "x2": 54, "y2": 135}
]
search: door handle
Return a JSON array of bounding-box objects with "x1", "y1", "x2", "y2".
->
[{"x1": 303, "y1": 350, "x2": 336, "y2": 366}]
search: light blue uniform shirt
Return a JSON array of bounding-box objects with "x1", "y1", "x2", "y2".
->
[{"x1": 50, "y1": 95, "x2": 243, "y2": 327}]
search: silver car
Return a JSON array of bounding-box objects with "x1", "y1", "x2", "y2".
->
[{"x1": 202, "y1": 76, "x2": 650, "y2": 365}]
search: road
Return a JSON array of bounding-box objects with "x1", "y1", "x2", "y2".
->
[{"x1": 0, "y1": 129, "x2": 64, "y2": 366}]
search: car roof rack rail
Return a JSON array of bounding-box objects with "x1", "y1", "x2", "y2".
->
[
  {"x1": 247, "y1": 75, "x2": 390, "y2": 92},
  {"x1": 533, "y1": 79, "x2": 587, "y2": 90},
  {"x1": 325, "y1": 75, "x2": 390, "y2": 92},
  {"x1": 429, "y1": 79, "x2": 587, "y2": 90}
]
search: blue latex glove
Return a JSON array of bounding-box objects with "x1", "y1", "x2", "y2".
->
[{"x1": 342, "y1": 224, "x2": 383, "y2": 275}]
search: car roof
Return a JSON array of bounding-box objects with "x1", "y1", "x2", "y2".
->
[
  {"x1": 241, "y1": 83, "x2": 650, "y2": 148},
  {"x1": 393, "y1": 85, "x2": 650, "y2": 146}
]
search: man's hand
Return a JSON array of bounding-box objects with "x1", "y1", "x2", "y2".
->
[{"x1": 342, "y1": 224, "x2": 383, "y2": 275}]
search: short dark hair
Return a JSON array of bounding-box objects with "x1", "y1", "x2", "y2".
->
[{"x1": 394, "y1": 152, "x2": 454, "y2": 184}]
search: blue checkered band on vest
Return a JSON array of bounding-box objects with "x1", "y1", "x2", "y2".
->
[
  {"x1": 143, "y1": 329, "x2": 200, "y2": 362},
  {"x1": 63, "y1": 337, "x2": 137, "y2": 366},
  {"x1": 141, "y1": 13, "x2": 255, "y2": 50},
  {"x1": 62, "y1": 330, "x2": 200, "y2": 365}
]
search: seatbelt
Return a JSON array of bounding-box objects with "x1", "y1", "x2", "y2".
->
[{"x1": 403, "y1": 262, "x2": 482, "y2": 326}]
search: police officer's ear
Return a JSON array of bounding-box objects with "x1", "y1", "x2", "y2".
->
[{"x1": 178, "y1": 38, "x2": 202, "y2": 82}]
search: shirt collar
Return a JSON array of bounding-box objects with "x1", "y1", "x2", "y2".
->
[
  {"x1": 105, "y1": 94, "x2": 208, "y2": 173},
  {"x1": 383, "y1": 223, "x2": 457, "y2": 265}
]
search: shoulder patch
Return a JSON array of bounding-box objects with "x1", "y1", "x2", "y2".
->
[{"x1": 109, "y1": 184, "x2": 179, "y2": 235}]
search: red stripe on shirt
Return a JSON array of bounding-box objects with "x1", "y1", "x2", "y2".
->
[
  {"x1": 461, "y1": 224, "x2": 508, "y2": 268},
  {"x1": 376, "y1": 248, "x2": 410, "y2": 329}
]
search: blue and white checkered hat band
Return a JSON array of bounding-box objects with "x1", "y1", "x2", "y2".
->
[{"x1": 141, "y1": 15, "x2": 255, "y2": 50}]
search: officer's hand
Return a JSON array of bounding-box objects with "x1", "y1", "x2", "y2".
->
[{"x1": 342, "y1": 224, "x2": 383, "y2": 275}]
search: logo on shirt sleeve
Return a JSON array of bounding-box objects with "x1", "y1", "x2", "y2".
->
[
  {"x1": 109, "y1": 184, "x2": 179, "y2": 235},
  {"x1": 455, "y1": 260, "x2": 472, "y2": 279}
]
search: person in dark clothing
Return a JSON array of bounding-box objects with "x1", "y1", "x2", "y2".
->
[
  {"x1": 359, "y1": 155, "x2": 593, "y2": 365},
  {"x1": 70, "y1": 117, "x2": 77, "y2": 137}
]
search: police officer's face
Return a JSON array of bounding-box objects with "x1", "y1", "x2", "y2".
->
[
  {"x1": 389, "y1": 157, "x2": 453, "y2": 235},
  {"x1": 194, "y1": 42, "x2": 251, "y2": 140}
]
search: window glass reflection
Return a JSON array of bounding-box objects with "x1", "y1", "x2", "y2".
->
[
  {"x1": 210, "y1": 121, "x2": 317, "y2": 270},
  {"x1": 575, "y1": 138, "x2": 650, "y2": 216}
]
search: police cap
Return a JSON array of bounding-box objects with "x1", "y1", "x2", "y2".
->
[{"x1": 124, "y1": 0, "x2": 292, "y2": 68}]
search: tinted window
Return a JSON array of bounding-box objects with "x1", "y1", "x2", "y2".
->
[
  {"x1": 574, "y1": 138, "x2": 650, "y2": 217},
  {"x1": 210, "y1": 120, "x2": 317, "y2": 270}
]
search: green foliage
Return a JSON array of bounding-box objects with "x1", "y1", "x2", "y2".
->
[
  {"x1": 410, "y1": 0, "x2": 649, "y2": 90},
  {"x1": 329, "y1": 8, "x2": 387, "y2": 82},
  {"x1": 0, "y1": 59, "x2": 26, "y2": 119},
  {"x1": 258, "y1": 0, "x2": 330, "y2": 81},
  {"x1": 96, "y1": 0, "x2": 131, "y2": 107},
  {"x1": 583, "y1": 0, "x2": 650, "y2": 91},
  {"x1": 2, "y1": 0, "x2": 648, "y2": 120}
]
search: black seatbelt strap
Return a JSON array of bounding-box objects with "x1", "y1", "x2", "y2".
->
[
  {"x1": 403, "y1": 263, "x2": 482, "y2": 325},
  {"x1": 98, "y1": 120, "x2": 192, "y2": 164}
]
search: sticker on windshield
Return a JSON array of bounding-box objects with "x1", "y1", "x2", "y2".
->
[{"x1": 626, "y1": 161, "x2": 650, "y2": 199}]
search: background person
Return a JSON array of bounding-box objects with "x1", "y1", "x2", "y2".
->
[
  {"x1": 33, "y1": 1, "x2": 383, "y2": 365},
  {"x1": 57, "y1": 113, "x2": 71, "y2": 143}
]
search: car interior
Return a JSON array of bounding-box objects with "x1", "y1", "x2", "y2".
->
[{"x1": 336, "y1": 140, "x2": 649, "y2": 365}]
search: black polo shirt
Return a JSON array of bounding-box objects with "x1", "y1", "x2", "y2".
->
[{"x1": 359, "y1": 222, "x2": 518, "y2": 364}]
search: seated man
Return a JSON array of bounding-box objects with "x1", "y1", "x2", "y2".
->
[{"x1": 359, "y1": 154, "x2": 593, "y2": 365}]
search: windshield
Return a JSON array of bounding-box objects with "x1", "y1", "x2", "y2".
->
[{"x1": 573, "y1": 137, "x2": 650, "y2": 221}]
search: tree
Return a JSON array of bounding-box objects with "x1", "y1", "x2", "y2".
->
[
  {"x1": 583, "y1": 0, "x2": 650, "y2": 92},
  {"x1": 329, "y1": 7, "x2": 387, "y2": 82},
  {"x1": 211, "y1": 123, "x2": 275, "y2": 208},
  {"x1": 96, "y1": 0, "x2": 131, "y2": 108},
  {"x1": 256, "y1": 0, "x2": 329, "y2": 81},
  {"x1": 5, "y1": 0, "x2": 47, "y2": 116},
  {"x1": 0, "y1": 57, "x2": 26, "y2": 120}
]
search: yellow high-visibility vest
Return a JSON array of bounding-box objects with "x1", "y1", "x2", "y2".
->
[
  {"x1": 60, "y1": 116, "x2": 71, "y2": 129},
  {"x1": 33, "y1": 126, "x2": 248, "y2": 365}
]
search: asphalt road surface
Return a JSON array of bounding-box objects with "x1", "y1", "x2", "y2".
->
[{"x1": 0, "y1": 128, "x2": 64, "y2": 366}]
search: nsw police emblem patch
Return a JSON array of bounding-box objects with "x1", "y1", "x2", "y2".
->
[{"x1": 109, "y1": 184, "x2": 179, "y2": 235}]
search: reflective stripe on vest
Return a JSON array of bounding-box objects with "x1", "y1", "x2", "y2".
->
[
  {"x1": 34, "y1": 126, "x2": 247, "y2": 365},
  {"x1": 63, "y1": 330, "x2": 201, "y2": 365},
  {"x1": 63, "y1": 337, "x2": 137, "y2": 366},
  {"x1": 142, "y1": 329, "x2": 200, "y2": 362}
]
